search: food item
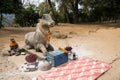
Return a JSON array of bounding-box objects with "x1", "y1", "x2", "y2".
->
[
  {"x1": 59, "y1": 47, "x2": 68, "y2": 54},
  {"x1": 65, "y1": 47, "x2": 72, "y2": 51},
  {"x1": 25, "y1": 53, "x2": 38, "y2": 63}
]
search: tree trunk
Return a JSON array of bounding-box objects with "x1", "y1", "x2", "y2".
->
[
  {"x1": 74, "y1": 0, "x2": 79, "y2": 23},
  {"x1": 47, "y1": 0, "x2": 57, "y2": 24},
  {"x1": 62, "y1": 1, "x2": 70, "y2": 23},
  {"x1": 70, "y1": 0, "x2": 79, "y2": 23},
  {"x1": 0, "y1": 13, "x2": 3, "y2": 29}
]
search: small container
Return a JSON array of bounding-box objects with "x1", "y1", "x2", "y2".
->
[
  {"x1": 46, "y1": 50, "x2": 68, "y2": 67},
  {"x1": 69, "y1": 50, "x2": 77, "y2": 60}
]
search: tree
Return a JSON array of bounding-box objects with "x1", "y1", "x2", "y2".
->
[
  {"x1": 38, "y1": 2, "x2": 51, "y2": 14},
  {"x1": 79, "y1": 0, "x2": 120, "y2": 23},
  {"x1": 0, "y1": 0, "x2": 23, "y2": 28},
  {"x1": 55, "y1": 0, "x2": 81, "y2": 23},
  {"x1": 15, "y1": 4, "x2": 39, "y2": 27},
  {"x1": 55, "y1": 0, "x2": 71, "y2": 23},
  {"x1": 47, "y1": 0, "x2": 58, "y2": 24},
  {"x1": 69, "y1": 0, "x2": 81, "y2": 23}
]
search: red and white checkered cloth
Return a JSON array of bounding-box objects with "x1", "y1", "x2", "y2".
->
[{"x1": 38, "y1": 57, "x2": 111, "y2": 80}]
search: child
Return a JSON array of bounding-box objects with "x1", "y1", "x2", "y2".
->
[{"x1": 9, "y1": 38, "x2": 19, "y2": 55}]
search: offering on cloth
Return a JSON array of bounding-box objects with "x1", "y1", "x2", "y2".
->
[{"x1": 25, "y1": 53, "x2": 38, "y2": 63}]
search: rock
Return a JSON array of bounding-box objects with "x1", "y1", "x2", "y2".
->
[
  {"x1": 51, "y1": 32, "x2": 68, "y2": 39},
  {"x1": 68, "y1": 32, "x2": 77, "y2": 38},
  {"x1": 69, "y1": 32, "x2": 77, "y2": 35},
  {"x1": 60, "y1": 34, "x2": 68, "y2": 39},
  {"x1": 51, "y1": 32, "x2": 61, "y2": 38},
  {"x1": 2, "y1": 50, "x2": 12, "y2": 56}
]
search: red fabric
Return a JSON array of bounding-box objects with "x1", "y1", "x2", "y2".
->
[{"x1": 38, "y1": 57, "x2": 111, "y2": 80}]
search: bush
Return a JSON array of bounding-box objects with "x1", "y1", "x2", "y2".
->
[
  {"x1": 15, "y1": 6, "x2": 39, "y2": 27},
  {"x1": 13, "y1": 23, "x2": 20, "y2": 27}
]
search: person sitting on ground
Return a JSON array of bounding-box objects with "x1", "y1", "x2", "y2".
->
[{"x1": 9, "y1": 38, "x2": 19, "y2": 55}]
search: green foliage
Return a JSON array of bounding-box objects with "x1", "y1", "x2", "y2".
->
[
  {"x1": 38, "y1": 2, "x2": 56, "y2": 14},
  {"x1": 13, "y1": 23, "x2": 20, "y2": 27},
  {"x1": 15, "y1": 4, "x2": 39, "y2": 27},
  {"x1": 55, "y1": 11, "x2": 66, "y2": 23},
  {"x1": 0, "y1": 0, "x2": 23, "y2": 28},
  {"x1": 38, "y1": 2, "x2": 50, "y2": 14},
  {"x1": 0, "y1": 0, "x2": 23, "y2": 14},
  {"x1": 80, "y1": 0, "x2": 120, "y2": 22},
  {"x1": 1, "y1": 0, "x2": 120, "y2": 26},
  {"x1": 54, "y1": 0, "x2": 120, "y2": 23}
]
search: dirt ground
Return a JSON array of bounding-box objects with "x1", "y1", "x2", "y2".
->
[{"x1": 0, "y1": 23, "x2": 120, "y2": 80}]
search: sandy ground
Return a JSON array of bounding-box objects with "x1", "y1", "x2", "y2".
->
[{"x1": 0, "y1": 23, "x2": 120, "y2": 80}]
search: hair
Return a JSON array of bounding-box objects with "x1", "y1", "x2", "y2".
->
[{"x1": 10, "y1": 38, "x2": 15, "y2": 41}]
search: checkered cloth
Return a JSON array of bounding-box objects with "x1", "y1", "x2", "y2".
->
[{"x1": 38, "y1": 57, "x2": 111, "y2": 80}]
